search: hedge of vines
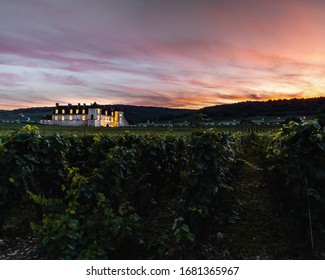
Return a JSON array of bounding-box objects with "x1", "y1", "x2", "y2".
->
[
  {"x1": 0, "y1": 125, "x2": 240, "y2": 259},
  {"x1": 2, "y1": 121, "x2": 323, "y2": 258},
  {"x1": 264, "y1": 121, "x2": 325, "y2": 250}
]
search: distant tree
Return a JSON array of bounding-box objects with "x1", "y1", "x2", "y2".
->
[{"x1": 190, "y1": 113, "x2": 207, "y2": 127}]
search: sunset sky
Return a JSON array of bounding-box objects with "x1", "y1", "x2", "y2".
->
[{"x1": 1, "y1": 0, "x2": 325, "y2": 109}]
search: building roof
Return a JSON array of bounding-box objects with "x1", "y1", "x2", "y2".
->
[{"x1": 52, "y1": 102, "x2": 117, "y2": 114}]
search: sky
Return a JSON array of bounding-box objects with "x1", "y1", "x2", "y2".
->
[{"x1": 1, "y1": 0, "x2": 325, "y2": 109}]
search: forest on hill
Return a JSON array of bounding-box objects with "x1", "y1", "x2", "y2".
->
[
  {"x1": 200, "y1": 97, "x2": 325, "y2": 118},
  {"x1": 0, "y1": 97, "x2": 324, "y2": 123}
]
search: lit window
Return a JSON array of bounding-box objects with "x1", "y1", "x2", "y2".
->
[
  {"x1": 82, "y1": 116, "x2": 86, "y2": 121},
  {"x1": 70, "y1": 109, "x2": 73, "y2": 114},
  {"x1": 97, "y1": 116, "x2": 100, "y2": 120},
  {"x1": 55, "y1": 116, "x2": 58, "y2": 120},
  {"x1": 105, "y1": 111, "x2": 108, "y2": 115},
  {"x1": 82, "y1": 109, "x2": 85, "y2": 114},
  {"x1": 55, "y1": 109, "x2": 58, "y2": 114},
  {"x1": 119, "y1": 113, "x2": 122, "y2": 116},
  {"x1": 69, "y1": 115, "x2": 73, "y2": 121},
  {"x1": 62, "y1": 116, "x2": 65, "y2": 121},
  {"x1": 62, "y1": 109, "x2": 65, "y2": 114},
  {"x1": 76, "y1": 109, "x2": 79, "y2": 114},
  {"x1": 97, "y1": 109, "x2": 100, "y2": 114}
]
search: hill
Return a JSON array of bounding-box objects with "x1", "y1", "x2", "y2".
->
[
  {"x1": 200, "y1": 97, "x2": 325, "y2": 118},
  {"x1": 111, "y1": 105, "x2": 194, "y2": 124},
  {"x1": 1, "y1": 97, "x2": 324, "y2": 124},
  {"x1": 0, "y1": 107, "x2": 53, "y2": 122}
]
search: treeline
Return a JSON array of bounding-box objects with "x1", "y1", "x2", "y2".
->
[
  {"x1": 2, "y1": 97, "x2": 324, "y2": 124},
  {"x1": 200, "y1": 97, "x2": 325, "y2": 117},
  {"x1": 112, "y1": 105, "x2": 194, "y2": 123}
]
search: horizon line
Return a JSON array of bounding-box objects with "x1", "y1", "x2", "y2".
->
[{"x1": 1, "y1": 96, "x2": 324, "y2": 111}]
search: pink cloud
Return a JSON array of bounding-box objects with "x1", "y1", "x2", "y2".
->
[
  {"x1": 0, "y1": 73, "x2": 22, "y2": 87},
  {"x1": 43, "y1": 73, "x2": 84, "y2": 86}
]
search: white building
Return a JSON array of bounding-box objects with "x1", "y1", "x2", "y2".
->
[{"x1": 41, "y1": 102, "x2": 128, "y2": 127}]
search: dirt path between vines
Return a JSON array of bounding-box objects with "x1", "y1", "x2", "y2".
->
[{"x1": 224, "y1": 150, "x2": 290, "y2": 259}]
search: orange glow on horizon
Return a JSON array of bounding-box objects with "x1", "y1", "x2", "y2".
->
[{"x1": 1, "y1": 93, "x2": 324, "y2": 110}]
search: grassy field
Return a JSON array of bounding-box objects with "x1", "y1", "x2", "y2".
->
[
  {"x1": 0, "y1": 121, "x2": 282, "y2": 137},
  {"x1": 0, "y1": 122, "x2": 193, "y2": 137}
]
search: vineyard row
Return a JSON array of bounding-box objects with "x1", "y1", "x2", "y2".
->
[{"x1": 0, "y1": 121, "x2": 324, "y2": 259}]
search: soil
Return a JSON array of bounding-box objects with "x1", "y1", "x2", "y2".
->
[
  {"x1": 0, "y1": 221, "x2": 46, "y2": 260},
  {"x1": 223, "y1": 151, "x2": 290, "y2": 259}
]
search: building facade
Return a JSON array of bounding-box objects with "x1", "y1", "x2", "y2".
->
[{"x1": 41, "y1": 102, "x2": 128, "y2": 127}]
